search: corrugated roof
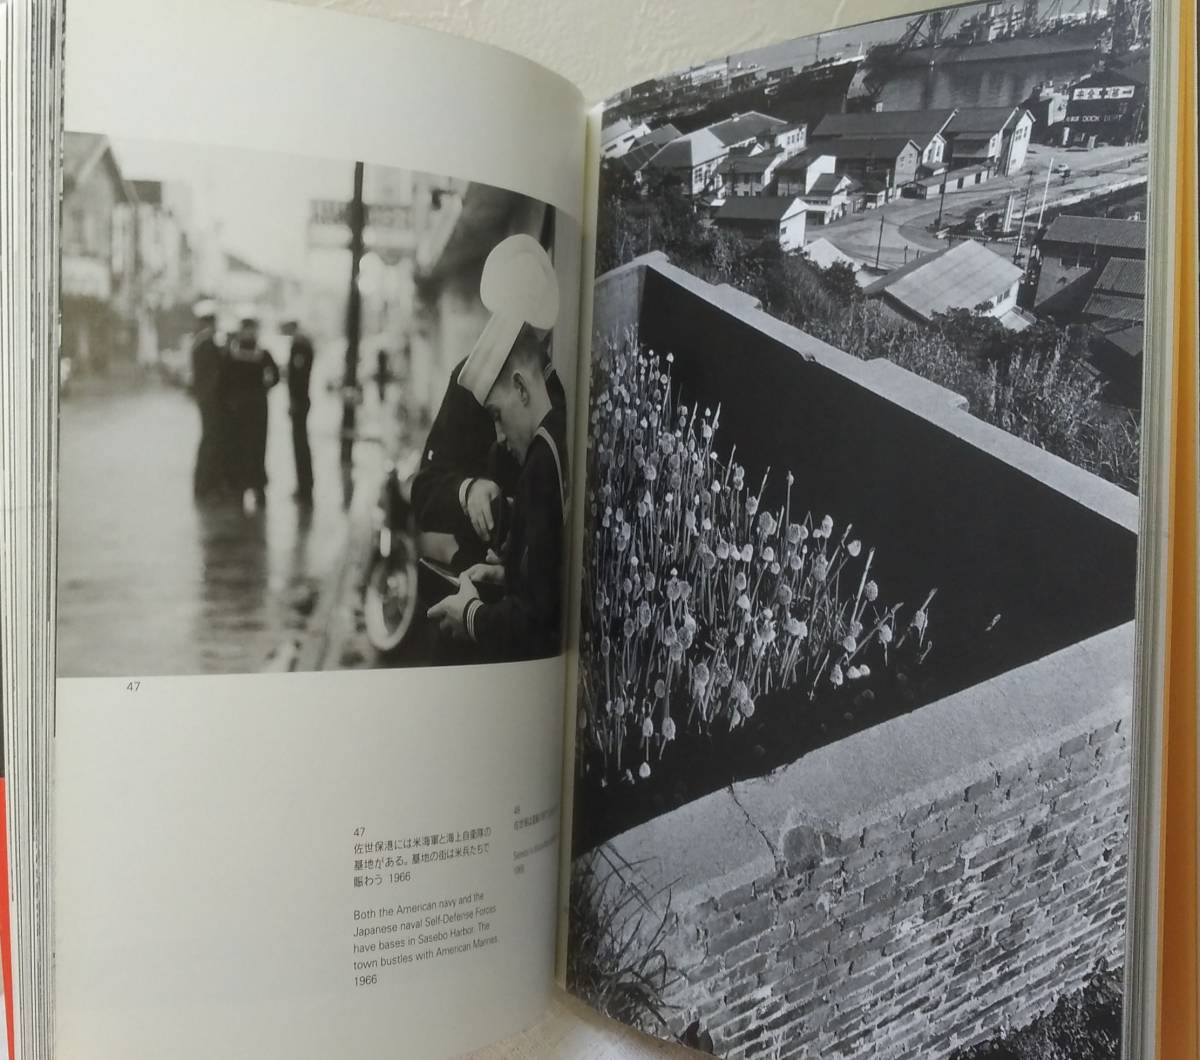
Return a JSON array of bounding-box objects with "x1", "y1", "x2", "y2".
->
[
  {"x1": 814, "y1": 109, "x2": 955, "y2": 141},
  {"x1": 864, "y1": 239, "x2": 1022, "y2": 320},
  {"x1": 1042, "y1": 214, "x2": 1146, "y2": 250},
  {"x1": 715, "y1": 196, "x2": 804, "y2": 223}
]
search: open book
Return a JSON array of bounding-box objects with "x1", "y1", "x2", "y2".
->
[{"x1": 0, "y1": 0, "x2": 1193, "y2": 1057}]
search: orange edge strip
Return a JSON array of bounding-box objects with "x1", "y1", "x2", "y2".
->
[{"x1": 1158, "y1": 0, "x2": 1200, "y2": 1053}]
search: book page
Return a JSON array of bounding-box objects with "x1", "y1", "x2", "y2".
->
[
  {"x1": 54, "y1": 2, "x2": 584, "y2": 1059},
  {"x1": 565, "y1": 1, "x2": 1174, "y2": 1057}
]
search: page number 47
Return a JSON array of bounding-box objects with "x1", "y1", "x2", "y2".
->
[{"x1": 124, "y1": 680, "x2": 141, "y2": 692}]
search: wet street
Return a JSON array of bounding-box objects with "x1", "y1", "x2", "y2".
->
[{"x1": 57, "y1": 371, "x2": 393, "y2": 677}]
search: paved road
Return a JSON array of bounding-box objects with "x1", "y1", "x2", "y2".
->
[
  {"x1": 818, "y1": 142, "x2": 1148, "y2": 270},
  {"x1": 57, "y1": 369, "x2": 394, "y2": 677}
]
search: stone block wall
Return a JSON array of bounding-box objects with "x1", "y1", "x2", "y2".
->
[{"x1": 594, "y1": 626, "x2": 1133, "y2": 1060}]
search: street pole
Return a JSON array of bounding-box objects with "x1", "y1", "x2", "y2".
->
[
  {"x1": 341, "y1": 160, "x2": 365, "y2": 467},
  {"x1": 1036, "y1": 155, "x2": 1053, "y2": 228},
  {"x1": 1012, "y1": 169, "x2": 1034, "y2": 265},
  {"x1": 874, "y1": 209, "x2": 885, "y2": 269},
  {"x1": 935, "y1": 172, "x2": 947, "y2": 230}
]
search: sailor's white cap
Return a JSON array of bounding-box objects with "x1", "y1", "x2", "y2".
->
[
  {"x1": 458, "y1": 234, "x2": 559, "y2": 405},
  {"x1": 192, "y1": 298, "x2": 218, "y2": 319}
]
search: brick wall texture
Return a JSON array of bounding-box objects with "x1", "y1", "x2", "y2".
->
[{"x1": 632, "y1": 716, "x2": 1130, "y2": 1059}]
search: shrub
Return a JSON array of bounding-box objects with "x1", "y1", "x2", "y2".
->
[
  {"x1": 567, "y1": 848, "x2": 677, "y2": 1034},
  {"x1": 579, "y1": 332, "x2": 932, "y2": 785}
]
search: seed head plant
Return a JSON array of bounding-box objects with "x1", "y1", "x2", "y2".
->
[{"x1": 580, "y1": 331, "x2": 934, "y2": 785}]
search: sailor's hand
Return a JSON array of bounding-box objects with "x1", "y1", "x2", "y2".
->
[
  {"x1": 427, "y1": 576, "x2": 480, "y2": 638},
  {"x1": 462, "y1": 560, "x2": 505, "y2": 588},
  {"x1": 465, "y1": 478, "x2": 501, "y2": 543}
]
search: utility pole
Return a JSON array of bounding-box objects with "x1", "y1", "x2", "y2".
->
[
  {"x1": 341, "y1": 160, "x2": 365, "y2": 467},
  {"x1": 1012, "y1": 168, "x2": 1034, "y2": 265},
  {"x1": 874, "y1": 209, "x2": 885, "y2": 269},
  {"x1": 1036, "y1": 156, "x2": 1053, "y2": 228},
  {"x1": 935, "y1": 171, "x2": 948, "y2": 229}
]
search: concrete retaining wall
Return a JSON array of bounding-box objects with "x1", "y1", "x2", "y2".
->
[{"x1": 581, "y1": 255, "x2": 1136, "y2": 1058}]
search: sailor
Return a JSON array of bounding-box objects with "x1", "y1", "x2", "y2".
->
[
  {"x1": 410, "y1": 234, "x2": 565, "y2": 568},
  {"x1": 190, "y1": 298, "x2": 227, "y2": 500},
  {"x1": 426, "y1": 235, "x2": 566, "y2": 661},
  {"x1": 281, "y1": 315, "x2": 314, "y2": 504},
  {"x1": 222, "y1": 308, "x2": 280, "y2": 511}
]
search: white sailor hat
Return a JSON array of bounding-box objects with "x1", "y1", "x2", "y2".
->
[
  {"x1": 192, "y1": 298, "x2": 218, "y2": 319},
  {"x1": 458, "y1": 233, "x2": 559, "y2": 405},
  {"x1": 236, "y1": 303, "x2": 260, "y2": 325}
]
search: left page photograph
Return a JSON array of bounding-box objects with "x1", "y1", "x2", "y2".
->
[{"x1": 52, "y1": 1, "x2": 583, "y2": 1058}]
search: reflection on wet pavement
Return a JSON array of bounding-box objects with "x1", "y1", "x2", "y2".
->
[{"x1": 57, "y1": 378, "x2": 384, "y2": 677}]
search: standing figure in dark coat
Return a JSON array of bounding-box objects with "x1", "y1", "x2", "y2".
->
[
  {"x1": 190, "y1": 300, "x2": 227, "y2": 500},
  {"x1": 222, "y1": 312, "x2": 280, "y2": 510},
  {"x1": 281, "y1": 318, "x2": 314, "y2": 504}
]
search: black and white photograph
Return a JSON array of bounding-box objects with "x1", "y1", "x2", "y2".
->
[
  {"x1": 569, "y1": 2, "x2": 1148, "y2": 1058},
  {"x1": 57, "y1": 135, "x2": 570, "y2": 677}
]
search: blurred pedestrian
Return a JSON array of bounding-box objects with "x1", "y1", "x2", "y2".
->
[
  {"x1": 281, "y1": 317, "x2": 314, "y2": 504},
  {"x1": 190, "y1": 299, "x2": 227, "y2": 500},
  {"x1": 222, "y1": 309, "x2": 280, "y2": 512}
]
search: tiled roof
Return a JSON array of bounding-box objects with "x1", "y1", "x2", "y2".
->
[
  {"x1": 863, "y1": 239, "x2": 1022, "y2": 320},
  {"x1": 1092, "y1": 256, "x2": 1145, "y2": 298},
  {"x1": 826, "y1": 135, "x2": 920, "y2": 161},
  {"x1": 715, "y1": 196, "x2": 804, "y2": 223},
  {"x1": 1042, "y1": 215, "x2": 1147, "y2": 250}
]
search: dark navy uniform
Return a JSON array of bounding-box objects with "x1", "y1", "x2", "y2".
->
[
  {"x1": 222, "y1": 341, "x2": 280, "y2": 496},
  {"x1": 462, "y1": 404, "x2": 567, "y2": 661},
  {"x1": 191, "y1": 328, "x2": 227, "y2": 498},
  {"x1": 287, "y1": 332, "x2": 314, "y2": 499},
  {"x1": 411, "y1": 357, "x2": 565, "y2": 564}
]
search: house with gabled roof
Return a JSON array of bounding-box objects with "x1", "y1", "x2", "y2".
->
[
  {"x1": 645, "y1": 128, "x2": 729, "y2": 194},
  {"x1": 601, "y1": 117, "x2": 652, "y2": 159},
  {"x1": 812, "y1": 108, "x2": 955, "y2": 172},
  {"x1": 618, "y1": 125, "x2": 682, "y2": 181},
  {"x1": 714, "y1": 196, "x2": 807, "y2": 251},
  {"x1": 62, "y1": 132, "x2": 141, "y2": 371},
  {"x1": 718, "y1": 149, "x2": 786, "y2": 197},
  {"x1": 943, "y1": 106, "x2": 1034, "y2": 176},
  {"x1": 824, "y1": 135, "x2": 923, "y2": 195},
  {"x1": 864, "y1": 239, "x2": 1029, "y2": 330},
  {"x1": 1040, "y1": 215, "x2": 1147, "y2": 268}
]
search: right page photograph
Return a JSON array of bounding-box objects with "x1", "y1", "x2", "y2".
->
[{"x1": 569, "y1": 1, "x2": 1156, "y2": 1056}]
